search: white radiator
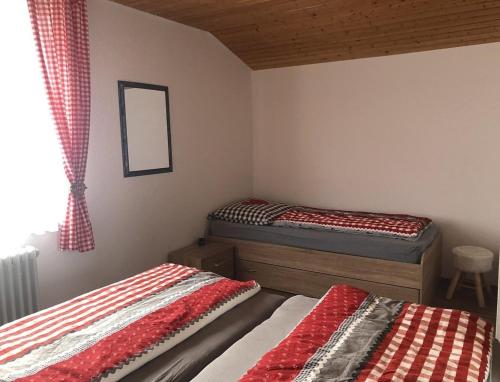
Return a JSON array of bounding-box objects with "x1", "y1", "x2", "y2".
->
[{"x1": 0, "y1": 246, "x2": 39, "y2": 325}]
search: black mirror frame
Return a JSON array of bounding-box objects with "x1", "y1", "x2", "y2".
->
[{"x1": 117, "y1": 80, "x2": 173, "y2": 177}]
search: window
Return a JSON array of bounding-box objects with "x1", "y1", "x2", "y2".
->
[{"x1": 0, "y1": 1, "x2": 66, "y2": 253}]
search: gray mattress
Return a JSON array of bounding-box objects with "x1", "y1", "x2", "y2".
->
[{"x1": 209, "y1": 219, "x2": 439, "y2": 264}]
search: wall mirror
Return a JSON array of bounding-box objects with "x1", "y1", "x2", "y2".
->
[{"x1": 118, "y1": 81, "x2": 173, "y2": 177}]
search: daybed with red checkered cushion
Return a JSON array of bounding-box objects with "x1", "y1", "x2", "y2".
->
[{"x1": 208, "y1": 198, "x2": 442, "y2": 304}]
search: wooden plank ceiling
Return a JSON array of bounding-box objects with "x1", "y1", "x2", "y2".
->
[{"x1": 112, "y1": 0, "x2": 500, "y2": 70}]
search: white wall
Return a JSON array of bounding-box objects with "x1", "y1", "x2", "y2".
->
[
  {"x1": 252, "y1": 43, "x2": 500, "y2": 282},
  {"x1": 28, "y1": 0, "x2": 253, "y2": 309}
]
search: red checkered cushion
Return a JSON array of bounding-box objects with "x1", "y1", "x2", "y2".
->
[{"x1": 274, "y1": 207, "x2": 432, "y2": 239}]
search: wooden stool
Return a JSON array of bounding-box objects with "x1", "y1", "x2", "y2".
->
[{"x1": 446, "y1": 246, "x2": 494, "y2": 307}]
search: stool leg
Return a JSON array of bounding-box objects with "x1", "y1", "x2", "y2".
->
[
  {"x1": 473, "y1": 273, "x2": 485, "y2": 308},
  {"x1": 457, "y1": 272, "x2": 465, "y2": 292},
  {"x1": 481, "y1": 273, "x2": 493, "y2": 298},
  {"x1": 446, "y1": 270, "x2": 461, "y2": 300}
]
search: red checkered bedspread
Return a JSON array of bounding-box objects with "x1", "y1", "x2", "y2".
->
[
  {"x1": 240, "y1": 285, "x2": 493, "y2": 382},
  {"x1": 0, "y1": 264, "x2": 259, "y2": 382},
  {"x1": 274, "y1": 208, "x2": 432, "y2": 239}
]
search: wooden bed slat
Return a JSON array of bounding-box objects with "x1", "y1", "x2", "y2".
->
[
  {"x1": 420, "y1": 234, "x2": 442, "y2": 304},
  {"x1": 210, "y1": 236, "x2": 420, "y2": 288},
  {"x1": 209, "y1": 234, "x2": 442, "y2": 304},
  {"x1": 236, "y1": 259, "x2": 420, "y2": 302}
]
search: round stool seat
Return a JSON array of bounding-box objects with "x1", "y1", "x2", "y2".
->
[{"x1": 452, "y1": 246, "x2": 493, "y2": 273}]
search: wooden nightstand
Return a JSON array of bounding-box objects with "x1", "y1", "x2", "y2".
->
[{"x1": 168, "y1": 242, "x2": 235, "y2": 279}]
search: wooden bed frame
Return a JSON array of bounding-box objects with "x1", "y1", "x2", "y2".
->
[{"x1": 209, "y1": 234, "x2": 442, "y2": 304}]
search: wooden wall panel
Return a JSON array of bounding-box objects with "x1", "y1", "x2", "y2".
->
[{"x1": 112, "y1": 0, "x2": 500, "y2": 69}]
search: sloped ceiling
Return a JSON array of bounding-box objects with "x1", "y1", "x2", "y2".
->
[{"x1": 111, "y1": 0, "x2": 500, "y2": 70}]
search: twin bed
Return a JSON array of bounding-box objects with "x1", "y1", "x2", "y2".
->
[
  {"x1": 0, "y1": 199, "x2": 494, "y2": 381},
  {"x1": 208, "y1": 198, "x2": 441, "y2": 303}
]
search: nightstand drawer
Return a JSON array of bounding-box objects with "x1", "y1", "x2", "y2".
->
[
  {"x1": 168, "y1": 242, "x2": 235, "y2": 279},
  {"x1": 202, "y1": 252, "x2": 234, "y2": 278}
]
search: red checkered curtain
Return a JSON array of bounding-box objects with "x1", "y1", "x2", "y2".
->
[{"x1": 28, "y1": 0, "x2": 94, "y2": 252}]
